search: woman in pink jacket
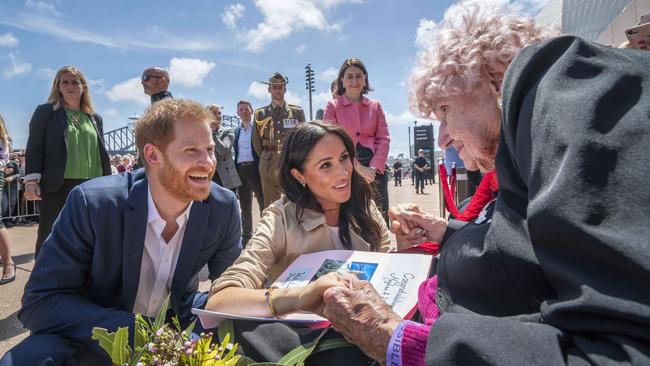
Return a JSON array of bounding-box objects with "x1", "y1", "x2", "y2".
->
[{"x1": 324, "y1": 58, "x2": 391, "y2": 223}]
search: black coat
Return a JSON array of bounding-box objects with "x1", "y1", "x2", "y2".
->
[
  {"x1": 427, "y1": 36, "x2": 650, "y2": 365},
  {"x1": 25, "y1": 103, "x2": 111, "y2": 193}
]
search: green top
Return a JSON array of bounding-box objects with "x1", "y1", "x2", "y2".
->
[{"x1": 63, "y1": 108, "x2": 104, "y2": 179}]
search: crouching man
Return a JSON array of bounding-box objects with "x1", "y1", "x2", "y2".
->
[{"x1": 1, "y1": 99, "x2": 242, "y2": 365}]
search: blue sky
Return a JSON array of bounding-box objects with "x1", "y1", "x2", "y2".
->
[{"x1": 0, "y1": 0, "x2": 545, "y2": 156}]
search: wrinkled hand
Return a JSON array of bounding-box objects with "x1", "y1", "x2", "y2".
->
[
  {"x1": 5, "y1": 176, "x2": 13, "y2": 183},
  {"x1": 24, "y1": 182, "x2": 42, "y2": 201},
  {"x1": 389, "y1": 204, "x2": 447, "y2": 247},
  {"x1": 323, "y1": 275, "x2": 402, "y2": 364},
  {"x1": 296, "y1": 272, "x2": 343, "y2": 316},
  {"x1": 355, "y1": 164, "x2": 376, "y2": 183}
]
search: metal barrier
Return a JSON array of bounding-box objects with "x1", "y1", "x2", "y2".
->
[{"x1": 2, "y1": 178, "x2": 38, "y2": 222}]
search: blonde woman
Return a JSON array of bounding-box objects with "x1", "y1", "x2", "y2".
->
[
  {"x1": 0, "y1": 114, "x2": 15, "y2": 284},
  {"x1": 23, "y1": 66, "x2": 111, "y2": 257}
]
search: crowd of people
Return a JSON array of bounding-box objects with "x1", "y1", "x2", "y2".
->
[{"x1": 1, "y1": 2, "x2": 650, "y2": 365}]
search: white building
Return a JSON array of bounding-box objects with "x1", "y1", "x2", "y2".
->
[{"x1": 536, "y1": 0, "x2": 650, "y2": 46}]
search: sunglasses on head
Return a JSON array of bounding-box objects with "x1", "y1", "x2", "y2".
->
[{"x1": 142, "y1": 74, "x2": 164, "y2": 82}]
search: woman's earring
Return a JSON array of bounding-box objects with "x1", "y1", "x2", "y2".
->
[
  {"x1": 299, "y1": 180, "x2": 305, "y2": 187},
  {"x1": 496, "y1": 93, "x2": 503, "y2": 111}
]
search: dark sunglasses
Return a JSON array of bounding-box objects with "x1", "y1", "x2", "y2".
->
[{"x1": 142, "y1": 74, "x2": 164, "y2": 82}]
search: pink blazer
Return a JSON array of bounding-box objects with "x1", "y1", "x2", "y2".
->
[{"x1": 323, "y1": 95, "x2": 390, "y2": 172}]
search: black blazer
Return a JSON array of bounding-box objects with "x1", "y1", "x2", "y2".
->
[
  {"x1": 25, "y1": 103, "x2": 111, "y2": 193},
  {"x1": 234, "y1": 124, "x2": 259, "y2": 166}
]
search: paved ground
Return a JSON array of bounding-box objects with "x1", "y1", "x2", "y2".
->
[{"x1": 0, "y1": 179, "x2": 440, "y2": 356}]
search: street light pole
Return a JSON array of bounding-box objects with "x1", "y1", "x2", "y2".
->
[
  {"x1": 305, "y1": 64, "x2": 315, "y2": 120},
  {"x1": 408, "y1": 126, "x2": 412, "y2": 161}
]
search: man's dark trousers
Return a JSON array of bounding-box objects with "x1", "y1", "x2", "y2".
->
[{"x1": 237, "y1": 162, "x2": 264, "y2": 246}]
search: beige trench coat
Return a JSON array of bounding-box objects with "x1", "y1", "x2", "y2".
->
[{"x1": 210, "y1": 196, "x2": 393, "y2": 295}]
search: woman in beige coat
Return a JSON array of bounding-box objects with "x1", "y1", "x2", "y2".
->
[{"x1": 207, "y1": 122, "x2": 401, "y2": 318}]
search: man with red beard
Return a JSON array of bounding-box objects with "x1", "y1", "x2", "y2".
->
[{"x1": 2, "y1": 99, "x2": 242, "y2": 366}]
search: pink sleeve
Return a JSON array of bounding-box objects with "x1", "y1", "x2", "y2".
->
[
  {"x1": 323, "y1": 100, "x2": 338, "y2": 124},
  {"x1": 370, "y1": 102, "x2": 390, "y2": 170},
  {"x1": 402, "y1": 322, "x2": 430, "y2": 366}
]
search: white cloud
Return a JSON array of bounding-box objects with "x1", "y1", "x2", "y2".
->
[
  {"x1": 0, "y1": 13, "x2": 220, "y2": 51},
  {"x1": 318, "y1": 67, "x2": 338, "y2": 82},
  {"x1": 284, "y1": 90, "x2": 304, "y2": 106},
  {"x1": 3, "y1": 53, "x2": 31, "y2": 78},
  {"x1": 88, "y1": 78, "x2": 106, "y2": 92},
  {"x1": 169, "y1": 57, "x2": 216, "y2": 88},
  {"x1": 247, "y1": 81, "x2": 269, "y2": 100},
  {"x1": 415, "y1": 18, "x2": 437, "y2": 49},
  {"x1": 222, "y1": 4, "x2": 245, "y2": 30},
  {"x1": 414, "y1": 0, "x2": 550, "y2": 50},
  {"x1": 247, "y1": 81, "x2": 305, "y2": 106},
  {"x1": 37, "y1": 67, "x2": 55, "y2": 80},
  {"x1": 104, "y1": 108, "x2": 119, "y2": 117},
  {"x1": 0, "y1": 33, "x2": 18, "y2": 47},
  {"x1": 384, "y1": 110, "x2": 419, "y2": 126},
  {"x1": 25, "y1": 0, "x2": 62, "y2": 17},
  {"x1": 242, "y1": 0, "x2": 360, "y2": 52},
  {"x1": 295, "y1": 44, "x2": 307, "y2": 54},
  {"x1": 105, "y1": 77, "x2": 149, "y2": 105},
  {"x1": 312, "y1": 91, "x2": 332, "y2": 109}
]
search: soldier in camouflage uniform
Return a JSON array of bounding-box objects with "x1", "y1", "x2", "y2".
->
[{"x1": 252, "y1": 73, "x2": 306, "y2": 208}]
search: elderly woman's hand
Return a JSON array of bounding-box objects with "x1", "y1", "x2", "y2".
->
[
  {"x1": 323, "y1": 274, "x2": 402, "y2": 363},
  {"x1": 389, "y1": 204, "x2": 448, "y2": 246}
]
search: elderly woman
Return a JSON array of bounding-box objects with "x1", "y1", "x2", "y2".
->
[
  {"x1": 23, "y1": 66, "x2": 111, "y2": 257},
  {"x1": 320, "y1": 4, "x2": 650, "y2": 366}
]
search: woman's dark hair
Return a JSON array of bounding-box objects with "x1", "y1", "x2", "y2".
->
[
  {"x1": 280, "y1": 121, "x2": 382, "y2": 250},
  {"x1": 336, "y1": 57, "x2": 373, "y2": 97}
]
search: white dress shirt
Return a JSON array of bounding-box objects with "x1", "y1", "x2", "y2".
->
[
  {"x1": 132, "y1": 187, "x2": 193, "y2": 318},
  {"x1": 236, "y1": 124, "x2": 254, "y2": 163}
]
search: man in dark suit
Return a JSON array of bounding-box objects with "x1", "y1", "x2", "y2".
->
[
  {"x1": 234, "y1": 100, "x2": 264, "y2": 246},
  {"x1": 1, "y1": 99, "x2": 242, "y2": 365}
]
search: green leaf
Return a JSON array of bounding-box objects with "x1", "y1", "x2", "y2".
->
[
  {"x1": 91, "y1": 327, "x2": 116, "y2": 358},
  {"x1": 111, "y1": 326, "x2": 131, "y2": 365},
  {"x1": 235, "y1": 355, "x2": 259, "y2": 366},
  {"x1": 218, "y1": 319, "x2": 235, "y2": 345},
  {"x1": 134, "y1": 314, "x2": 148, "y2": 350},
  {"x1": 128, "y1": 346, "x2": 146, "y2": 366},
  {"x1": 153, "y1": 295, "x2": 170, "y2": 332},
  {"x1": 310, "y1": 338, "x2": 355, "y2": 355},
  {"x1": 172, "y1": 315, "x2": 182, "y2": 332},
  {"x1": 184, "y1": 318, "x2": 197, "y2": 336},
  {"x1": 277, "y1": 328, "x2": 328, "y2": 366}
]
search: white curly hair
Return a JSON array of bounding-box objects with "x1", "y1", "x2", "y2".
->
[{"x1": 410, "y1": 2, "x2": 553, "y2": 118}]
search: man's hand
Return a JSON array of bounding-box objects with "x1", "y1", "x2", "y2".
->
[
  {"x1": 323, "y1": 275, "x2": 402, "y2": 364},
  {"x1": 389, "y1": 204, "x2": 447, "y2": 246}
]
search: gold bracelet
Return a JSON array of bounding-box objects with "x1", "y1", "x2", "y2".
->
[{"x1": 264, "y1": 287, "x2": 281, "y2": 318}]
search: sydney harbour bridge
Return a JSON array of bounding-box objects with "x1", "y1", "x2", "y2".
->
[{"x1": 102, "y1": 114, "x2": 241, "y2": 155}]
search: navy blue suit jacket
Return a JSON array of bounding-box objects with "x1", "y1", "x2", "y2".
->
[{"x1": 18, "y1": 170, "x2": 242, "y2": 353}]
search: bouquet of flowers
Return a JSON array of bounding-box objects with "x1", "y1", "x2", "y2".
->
[{"x1": 92, "y1": 297, "x2": 240, "y2": 366}]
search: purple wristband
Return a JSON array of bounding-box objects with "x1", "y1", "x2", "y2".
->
[{"x1": 386, "y1": 321, "x2": 413, "y2": 366}]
